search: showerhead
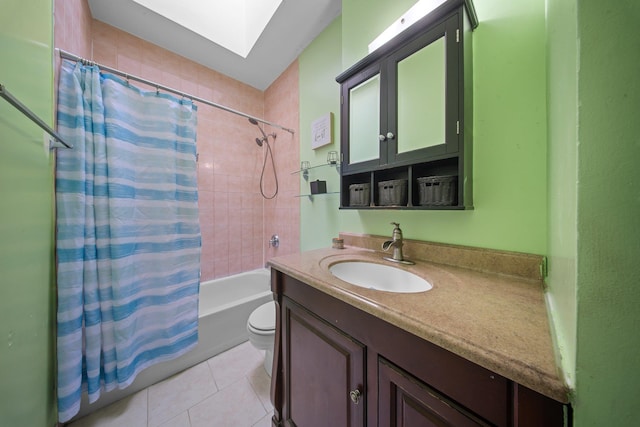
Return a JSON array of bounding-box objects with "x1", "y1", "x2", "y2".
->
[
  {"x1": 248, "y1": 117, "x2": 268, "y2": 140},
  {"x1": 248, "y1": 117, "x2": 277, "y2": 148}
]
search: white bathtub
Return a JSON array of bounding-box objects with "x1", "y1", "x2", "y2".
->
[{"x1": 73, "y1": 268, "x2": 273, "y2": 420}]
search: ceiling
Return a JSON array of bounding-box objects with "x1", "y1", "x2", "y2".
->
[{"x1": 88, "y1": 0, "x2": 342, "y2": 91}]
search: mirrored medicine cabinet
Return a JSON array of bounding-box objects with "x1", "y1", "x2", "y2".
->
[{"x1": 336, "y1": 0, "x2": 478, "y2": 210}]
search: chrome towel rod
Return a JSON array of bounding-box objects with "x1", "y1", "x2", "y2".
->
[
  {"x1": 57, "y1": 49, "x2": 296, "y2": 135},
  {"x1": 0, "y1": 83, "x2": 72, "y2": 149}
]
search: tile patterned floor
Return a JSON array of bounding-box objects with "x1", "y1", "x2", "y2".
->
[{"x1": 68, "y1": 341, "x2": 273, "y2": 427}]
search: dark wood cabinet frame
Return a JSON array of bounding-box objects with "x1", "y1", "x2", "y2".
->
[
  {"x1": 270, "y1": 270, "x2": 569, "y2": 427},
  {"x1": 336, "y1": 0, "x2": 476, "y2": 210}
]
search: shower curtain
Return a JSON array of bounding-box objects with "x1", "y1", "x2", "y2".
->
[{"x1": 55, "y1": 59, "x2": 201, "y2": 423}]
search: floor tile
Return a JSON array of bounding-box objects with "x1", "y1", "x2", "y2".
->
[
  {"x1": 207, "y1": 341, "x2": 264, "y2": 390},
  {"x1": 68, "y1": 389, "x2": 148, "y2": 427},
  {"x1": 247, "y1": 362, "x2": 272, "y2": 412},
  {"x1": 252, "y1": 412, "x2": 273, "y2": 427},
  {"x1": 67, "y1": 342, "x2": 274, "y2": 427},
  {"x1": 188, "y1": 378, "x2": 267, "y2": 427},
  {"x1": 148, "y1": 361, "x2": 218, "y2": 427},
  {"x1": 158, "y1": 411, "x2": 191, "y2": 427}
]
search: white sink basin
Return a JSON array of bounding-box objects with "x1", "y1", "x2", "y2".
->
[{"x1": 329, "y1": 261, "x2": 432, "y2": 293}]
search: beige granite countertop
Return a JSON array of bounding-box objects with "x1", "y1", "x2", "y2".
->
[{"x1": 267, "y1": 237, "x2": 569, "y2": 404}]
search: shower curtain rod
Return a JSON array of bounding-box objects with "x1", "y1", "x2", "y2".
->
[
  {"x1": 0, "y1": 83, "x2": 72, "y2": 149},
  {"x1": 57, "y1": 49, "x2": 295, "y2": 135}
]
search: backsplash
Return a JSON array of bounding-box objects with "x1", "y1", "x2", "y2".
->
[{"x1": 340, "y1": 232, "x2": 545, "y2": 281}]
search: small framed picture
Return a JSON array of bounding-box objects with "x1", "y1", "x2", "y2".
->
[{"x1": 311, "y1": 112, "x2": 333, "y2": 149}]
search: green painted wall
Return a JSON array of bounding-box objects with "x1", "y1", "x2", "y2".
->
[
  {"x1": 299, "y1": 17, "x2": 343, "y2": 250},
  {"x1": 547, "y1": 0, "x2": 640, "y2": 424},
  {"x1": 300, "y1": 0, "x2": 548, "y2": 255},
  {"x1": 0, "y1": 0, "x2": 57, "y2": 425},
  {"x1": 571, "y1": 1, "x2": 640, "y2": 425},
  {"x1": 546, "y1": 0, "x2": 578, "y2": 390}
]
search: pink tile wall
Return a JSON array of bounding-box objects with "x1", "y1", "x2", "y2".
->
[
  {"x1": 54, "y1": 0, "x2": 92, "y2": 57},
  {"x1": 54, "y1": 0, "x2": 92, "y2": 104},
  {"x1": 55, "y1": 0, "x2": 302, "y2": 281},
  {"x1": 264, "y1": 61, "x2": 301, "y2": 262}
]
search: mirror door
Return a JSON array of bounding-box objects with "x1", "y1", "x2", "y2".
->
[{"x1": 387, "y1": 14, "x2": 460, "y2": 165}]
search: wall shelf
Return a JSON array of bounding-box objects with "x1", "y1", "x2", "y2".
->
[
  {"x1": 295, "y1": 192, "x2": 340, "y2": 200},
  {"x1": 292, "y1": 162, "x2": 340, "y2": 181},
  {"x1": 294, "y1": 161, "x2": 340, "y2": 199}
]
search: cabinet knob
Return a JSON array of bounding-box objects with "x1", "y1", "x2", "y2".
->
[
  {"x1": 349, "y1": 389, "x2": 361, "y2": 404},
  {"x1": 378, "y1": 132, "x2": 396, "y2": 141}
]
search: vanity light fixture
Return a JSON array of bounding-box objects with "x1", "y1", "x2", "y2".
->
[{"x1": 368, "y1": 0, "x2": 448, "y2": 53}]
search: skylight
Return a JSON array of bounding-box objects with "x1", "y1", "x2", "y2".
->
[{"x1": 132, "y1": 0, "x2": 283, "y2": 58}]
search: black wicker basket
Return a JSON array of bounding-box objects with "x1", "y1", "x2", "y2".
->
[{"x1": 417, "y1": 175, "x2": 457, "y2": 206}]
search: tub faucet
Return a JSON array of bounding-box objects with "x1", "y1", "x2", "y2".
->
[{"x1": 382, "y1": 222, "x2": 414, "y2": 265}]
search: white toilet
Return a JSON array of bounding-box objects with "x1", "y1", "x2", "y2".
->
[{"x1": 247, "y1": 301, "x2": 276, "y2": 376}]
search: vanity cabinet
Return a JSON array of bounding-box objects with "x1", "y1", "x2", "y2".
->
[
  {"x1": 270, "y1": 270, "x2": 567, "y2": 427},
  {"x1": 336, "y1": 0, "x2": 476, "y2": 209},
  {"x1": 378, "y1": 358, "x2": 488, "y2": 426},
  {"x1": 281, "y1": 296, "x2": 365, "y2": 426}
]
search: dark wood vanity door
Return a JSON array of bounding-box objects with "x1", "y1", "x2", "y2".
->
[
  {"x1": 283, "y1": 297, "x2": 366, "y2": 427},
  {"x1": 378, "y1": 358, "x2": 491, "y2": 427}
]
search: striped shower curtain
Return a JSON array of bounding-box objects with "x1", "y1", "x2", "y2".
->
[{"x1": 55, "y1": 59, "x2": 201, "y2": 423}]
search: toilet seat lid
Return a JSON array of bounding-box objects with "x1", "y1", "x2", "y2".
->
[{"x1": 249, "y1": 301, "x2": 276, "y2": 331}]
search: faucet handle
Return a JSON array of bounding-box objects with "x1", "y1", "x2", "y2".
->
[{"x1": 390, "y1": 222, "x2": 403, "y2": 241}]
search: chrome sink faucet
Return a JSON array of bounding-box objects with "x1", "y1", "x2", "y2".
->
[{"x1": 382, "y1": 222, "x2": 414, "y2": 265}]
